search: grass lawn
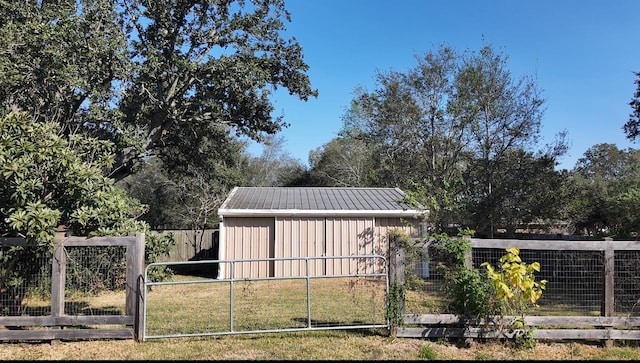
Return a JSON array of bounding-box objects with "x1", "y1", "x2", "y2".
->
[
  {"x1": 2, "y1": 330, "x2": 640, "y2": 360},
  {"x1": 4, "y1": 273, "x2": 640, "y2": 360}
]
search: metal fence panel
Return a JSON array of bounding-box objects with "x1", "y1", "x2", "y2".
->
[{"x1": 142, "y1": 255, "x2": 389, "y2": 340}]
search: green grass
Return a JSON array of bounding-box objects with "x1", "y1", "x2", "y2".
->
[{"x1": 6, "y1": 275, "x2": 640, "y2": 360}]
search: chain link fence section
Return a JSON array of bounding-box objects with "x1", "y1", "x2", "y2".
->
[{"x1": 142, "y1": 255, "x2": 389, "y2": 340}]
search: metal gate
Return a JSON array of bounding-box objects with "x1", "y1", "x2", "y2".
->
[{"x1": 142, "y1": 255, "x2": 389, "y2": 340}]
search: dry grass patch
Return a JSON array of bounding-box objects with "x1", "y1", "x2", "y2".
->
[{"x1": 2, "y1": 331, "x2": 640, "y2": 360}]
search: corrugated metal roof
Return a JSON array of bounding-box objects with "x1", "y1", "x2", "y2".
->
[{"x1": 218, "y1": 187, "x2": 424, "y2": 218}]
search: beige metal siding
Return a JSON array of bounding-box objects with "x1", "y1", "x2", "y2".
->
[
  {"x1": 375, "y1": 217, "x2": 421, "y2": 273},
  {"x1": 375, "y1": 217, "x2": 421, "y2": 255},
  {"x1": 275, "y1": 217, "x2": 324, "y2": 276},
  {"x1": 325, "y1": 217, "x2": 375, "y2": 275},
  {"x1": 221, "y1": 215, "x2": 420, "y2": 279},
  {"x1": 223, "y1": 217, "x2": 274, "y2": 278}
]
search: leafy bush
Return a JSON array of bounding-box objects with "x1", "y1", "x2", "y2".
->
[
  {"x1": 428, "y1": 229, "x2": 502, "y2": 320},
  {"x1": 481, "y1": 248, "x2": 547, "y2": 349},
  {"x1": 0, "y1": 112, "x2": 174, "y2": 305}
]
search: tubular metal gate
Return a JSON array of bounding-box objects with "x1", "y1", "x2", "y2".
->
[{"x1": 142, "y1": 255, "x2": 389, "y2": 340}]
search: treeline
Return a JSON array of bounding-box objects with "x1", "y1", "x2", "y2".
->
[
  {"x1": 121, "y1": 46, "x2": 640, "y2": 240},
  {"x1": 1, "y1": 1, "x2": 639, "y2": 242}
]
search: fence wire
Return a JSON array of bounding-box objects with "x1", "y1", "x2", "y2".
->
[
  {"x1": 0, "y1": 245, "x2": 51, "y2": 316},
  {"x1": 407, "y1": 246, "x2": 640, "y2": 317},
  {"x1": 143, "y1": 256, "x2": 389, "y2": 340},
  {"x1": 0, "y1": 245, "x2": 127, "y2": 318}
]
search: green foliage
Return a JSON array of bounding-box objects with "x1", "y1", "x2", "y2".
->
[
  {"x1": 319, "y1": 43, "x2": 565, "y2": 236},
  {"x1": 481, "y1": 248, "x2": 547, "y2": 349},
  {"x1": 0, "y1": 112, "x2": 146, "y2": 243},
  {"x1": 307, "y1": 135, "x2": 373, "y2": 187},
  {"x1": 0, "y1": 112, "x2": 174, "y2": 303},
  {"x1": 482, "y1": 248, "x2": 547, "y2": 311},
  {"x1": 428, "y1": 230, "x2": 502, "y2": 320},
  {"x1": 427, "y1": 231, "x2": 471, "y2": 272},
  {"x1": 567, "y1": 143, "x2": 640, "y2": 238},
  {"x1": 387, "y1": 228, "x2": 426, "y2": 292},
  {"x1": 464, "y1": 149, "x2": 568, "y2": 237},
  {"x1": 624, "y1": 71, "x2": 640, "y2": 142},
  {"x1": 386, "y1": 279, "x2": 405, "y2": 329},
  {"x1": 448, "y1": 267, "x2": 498, "y2": 319},
  {"x1": 417, "y1": 344, "x2": 438, "y2": 360},
  {"x1": 0, "y1": 0, "x2": 317, "y2": 181}
]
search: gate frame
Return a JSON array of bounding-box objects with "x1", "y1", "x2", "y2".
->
[
  {"x1": 142, "y1": 255, "x2": 389, "y2": 341},
  {"x1": 0, "y1": 232, "x2": 145, "y2": 342}
]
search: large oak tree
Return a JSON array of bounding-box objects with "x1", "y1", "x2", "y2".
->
[{"x1": 0, "y1": 0, "x2": 317, "y2": 180}]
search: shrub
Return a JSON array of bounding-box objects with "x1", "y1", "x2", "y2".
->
[{"x1": 481, "y1": 247, "x2": 547, "y2": 349}]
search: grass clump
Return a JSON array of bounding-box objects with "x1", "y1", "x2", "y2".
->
[{"x1": 418, "y1": 344, "x2": 437, "y2": 360}]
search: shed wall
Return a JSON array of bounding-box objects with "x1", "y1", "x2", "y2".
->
[
  {"x1": 223, "y1": 217, "x2": 274, "y2": 278},
  {"x1": 221, "y1": 215, "x2": 420, "y2": 278},
  {"x1": 324, "y1": 217, "x2": 375, "y2": 275}
]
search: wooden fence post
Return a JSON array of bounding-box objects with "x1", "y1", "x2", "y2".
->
[
  {"x1": 463, "y1": 235, "x2": 473, "y2": 269},
  {"x1": 51, "y1": 232, "x2": 66, "y2": 320},
  {"x1": 126, "y1": 232, "x2": 146, "y2": 342},
  {"x1": 601, "y1": 237, "x2": 615, "y2": 348},
  {"x1": 388, "y1": 233, "x2": 405, "y2": 336}
]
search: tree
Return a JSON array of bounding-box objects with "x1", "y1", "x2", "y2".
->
[
  {"x1": 119, "y1": 131, "x2": 247, "y2": 229},
  {"x1": 243, "y1": 134, "x2": 307, "y2": 187},
  {"x1": 454, "y1": 45, "x2": 550, "y2": 237},
  {"x1": 0, "y1": 112, "x2": 146, "y2": 242},
  {"x1": 0, "y1": 0, "x2": 317, "y2": 181},
  {"x1": 566, "y1": 143, "x2": 640, "y2": 237},
  {"x1": 464, "y1": 150, "x2": 566, "y2": 237},
  {"x1": 337, "y1": 47, "x2": 472, "y2": 230},
  {"x1": 307, "y1": 136, "x2": 371, "y2": 187},
  {"x1": 325, "y1": 44, "x2": 565, "y2": 234},
  {"x1": 624, "y1": 71, "x2": 640, "y2": 141},
  {"x1": 0, "y1": 111, "x2": 172, "y2": 314}
]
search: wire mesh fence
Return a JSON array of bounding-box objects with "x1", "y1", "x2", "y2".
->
[
  {"x1": 143, "y1": 256, "x2": 389, "y2": 340},
  {"x1": 1, "y1": 244, "x2": 128, "y2": 318},
  {"x1": 406, "y1": 241, "x2": 640, "y2": 318},
  {"x1": 0, "y1": 245, "x2": 52, "y2": 317}
]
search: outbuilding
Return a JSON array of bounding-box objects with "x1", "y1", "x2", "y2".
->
[{"x1": 217, "y1": 186, "x2": 425, "y2": 279}]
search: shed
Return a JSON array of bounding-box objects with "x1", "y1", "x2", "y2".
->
[{"x1": 217, "y1": 186, "x2": 425, "y2": 279}]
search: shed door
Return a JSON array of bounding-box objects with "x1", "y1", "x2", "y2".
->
[
  {"x1": 325, "y1": 217, "x2": 375, "y2": 275},
  {"x1": 275, "y1": 217, "x2": 325, "y2": 277}
]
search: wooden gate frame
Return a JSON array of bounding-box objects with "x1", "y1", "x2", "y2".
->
[{"x1": 0, "y1": 233, "x2": 145, "y2": 342}]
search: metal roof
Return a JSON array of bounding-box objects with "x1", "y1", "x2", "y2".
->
[{"x1": 218, "y1": 187, "x2": 424, "y2": 218}]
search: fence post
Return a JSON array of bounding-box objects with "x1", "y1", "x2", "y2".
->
[
  {"x1": 601, "y1": 237, "x2": 615, "y2": 348},
  {"x1": 50, "y1": 232, "x2": 66, "y2": 320},
  {"x1": 126, "y1": 232, "x2": 145, "y2": 342},
  {"x1": 388, "y1": 233, "x2": 405, "y2": 337},
  {"x1": 463, "y1": 235, "x2": 473, "y2": 269}
]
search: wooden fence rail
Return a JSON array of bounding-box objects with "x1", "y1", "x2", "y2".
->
[
  {"x1": 0, "y1": 233, "x2": 145, "y2": 342},
  {"x1": 396, "y1": 237, "x2": 640, "y2": 345}
]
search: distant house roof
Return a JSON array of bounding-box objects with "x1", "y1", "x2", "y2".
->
[{"x1": 218, "y1": 187, "x2": 424, "y2": 218}]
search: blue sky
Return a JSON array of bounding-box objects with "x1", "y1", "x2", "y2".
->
[{"x1": 246, "y1": 0, "x2": 640, "y2": 171}]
